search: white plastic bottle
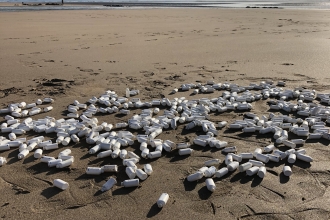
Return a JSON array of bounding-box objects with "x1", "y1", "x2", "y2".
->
[
  {"x1": 86, "y1": 167, "x2": 103, "y2": 175},
  {"x1": 18, "y1": 149, "x2": 29, "y2": 159},
  {"x1": 121, "y1": 179, "x2": 139, "y2": 187},
  {"x1": 102, "y1": 165, "x2": 118, "y2": 172},
  {"x1": 187, "y1": 171, "x2": 203, "y2": 182},
  {"x1": 126, "y1": 167, "x2": 136, "y2": 179},
  {"x1": 34, "y1": 149, "x2": 43, "y2": 159},
  {"x1": 215, "y1": 167, "x2": 228, "y2": 178},
  {"x1": 126, "y1": 88, "x2": 130, "y2": 98},
  {"x1": 48, "y1": 159, "x2": 62, "y2": 167},
  {"x1": 53, "y1": 179, "x2": 69, "y2": 190},
  {"x1": 0, "y1": 157, "x2": 7, "y2": 166},
  {"x1": 101, "y1": 178, "x2": 117, "y2": 192},
  {"x1": 144, "y1": 164, "x2": 153, "y2": 175},
  {"x1": 205, "y1": 178, "x2": 216, "y2": 192},
  {"x1": 40, "y1": 156, "x2": 55, "y2": 163},
  {"x1": 283, "y1": 166, "x2": 292, "y2": 176},
  {"x1": 56, "y1": 159, "x2": 73, "y2": 168},
  {"x1": 239, "y1": 162, "x2": 252, "y2": 172},
  {"x1": 246, "y1": 166, "x2": 259, "y2": 176},
  {"x1": 257, "y1": 166, "x2": 266, "y2": 178},
  {"x1": 157, "y1": 193, "x2": 169, "y2": 208},
  {"x1": 136, "y1": 169, "x2": 148, "y2": 180},
  {"x1": 227, "y1": 161, "x2": 239, "y2": 171},
  {"x1": 204, "y1": 159, "x2": 220, "y2": 166},
  {"x1": 204, "y1": 166, "x2": 216, "y2": 177}
]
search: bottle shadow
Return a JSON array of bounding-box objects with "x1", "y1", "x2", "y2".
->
[
  {"x1": 146, "y1": 203, "x2": 161, "y2": 218},
  {"x1": 198, "y1": 186, "x2": 212, "y2": 200},
  {"x1": 41, "y1": 186, "x2": 62, "y2": 199}
]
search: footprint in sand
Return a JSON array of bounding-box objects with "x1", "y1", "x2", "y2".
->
[
  {"x1": 76, "y1": 67, "x2": 93, "y2": 73},
  {"x1": 108, "y1": 72, "x2": 119, "y2": 76},
  {"x1": 109, "y1": 43, "x2": 122, "y2": 46},
  {"x1": 164, "y1": 74, "x2": 183, "y2": 81},
  {"x1": 225, "y1": 69, "x2": 237, "y2": 72},
  {"x1": 126, "y1": 76, "x2": 138, "y2": 83},
  {"x1": 141, "y1": 71, "x2": 154, "y2": 77},
  {"x1": 4, "y1": 37, "x2": 20, "y2": 40},
  {"x1": 0, "y1": 87, "x2": 21, "y2": 98},
  {"x1": 90, "y1": 73, "x2": 100, "y2": 76}
]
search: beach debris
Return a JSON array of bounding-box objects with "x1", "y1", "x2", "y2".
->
[
  {"x1": 296, "y1": 153, "x2": 313, "y2": 162},
  {"x1": 157, "y1": 193, "x2": 169, "y2": 208},
  {"x1": 56, "y1": 157, "x2": 73, "y2": 168},
  {"x1": 178, "y1": 148, "x2": 193, "y2": 156},
  {"x1": 125, "y1": 88, "x2": 139, "y2": 98},
  {"x1": 283, "y1": 166, "x2": 292, "y2": 177},
  {"x1": 86, "y1": 167, "x2": 103, "y2": 175},
  {"x1": 18, "y1": 149, "x2": 29, "y2": 159},
  {"x1": 53, "y1": 179, "x2": 69, "y2": 190},
  {"x1": 204, "y1": 159, "x2": 221, "y2": 166},
  {"x1": 0, "y1": 80, "x2": 328, "y2": 200},
  {"x1": 257, "y1": 166, "x2": 267, "y2": 178},
  {"x1": 187, "y1": 171, "x2": 204, "y2": 182},
  {"x1": 204, "y1": 166, "x2": 217, "y2": 177},
  {"x1": 239, "y1": 162, "x2": 252, "y2": 172},
  {"x1": 144, "y1": 164, "x2": 153, "y2": 175},
  {"x1": 0, "y1": 157, "x2": 6, "y2": 166},
  {"x1": 101, "y1": 177, "x2": 117, "y2": 192},
  {"x1": 215, "y1": 167, "x2": 228, "y2": 178},
  {"x1": 227, "y1": 161, "x2": 239, "y2": 171},
  {"x1": 121, "y1": 179, "x2": 139, "y2": 187},
  {"x1": 48, "y1": 159, "x2": 62, "y2": 167},
  {"x1": 0, "y1": 144, "x2": 10, "y2": 151},
  {"x1": 100, "y1": 165, "x2": 116, "y2": 174},
  {"x1": 40, "y1": 156, "x2": 55, "y2": 163},
  {"x1": 205, "y1": 178, "x2": 216, "y2": 192},
  {"x1": 246, "y1": 166, "x2": 259, "y2": 176}
]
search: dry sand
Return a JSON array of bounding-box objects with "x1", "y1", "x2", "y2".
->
[{"x1": 0, "y1": 8, "x2": 330, "y2": 219}]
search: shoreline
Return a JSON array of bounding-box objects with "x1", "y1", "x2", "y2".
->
[{"x1": 1, "y1": 2, "x2": 330, "y2": 10}]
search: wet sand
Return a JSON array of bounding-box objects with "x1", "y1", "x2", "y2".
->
[{"x1": 0, "y1": 8, "x2": 330, "y2": 219}]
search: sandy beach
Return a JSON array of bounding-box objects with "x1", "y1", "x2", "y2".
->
[{"x1": 0, "y1": 8, "x2": 330, "y2": 219}]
